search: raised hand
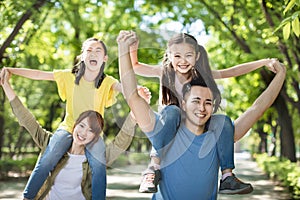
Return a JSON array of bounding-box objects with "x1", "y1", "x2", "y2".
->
[
  {"x1": 137, "y1": 86, "x2": 152, "y2": 104},
  {"x1": 265, "y1": 58, "x2": 278, "y2": 73},
  {"x1": 0, "y1": 67, "x2": 11, "y2": 86},
  {"x1": 117, "y1": 30, "x2": 138, "y2": 47}
]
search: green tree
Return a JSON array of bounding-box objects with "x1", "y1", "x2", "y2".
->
[
  {"x1": 136, "y1": 0, "x2": 299, "y2": 161},
  {"x1": 0, "y1": 0, "x2": 298, "y2": 164}
]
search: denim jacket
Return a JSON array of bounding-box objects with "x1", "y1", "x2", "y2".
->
[{"x1": 10, "y1": 97, "x2": 136, "y2": 200}]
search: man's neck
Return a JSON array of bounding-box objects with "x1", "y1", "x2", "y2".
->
[{"x1": 184, "y1": 121, "x2": 205, "y2": 136}]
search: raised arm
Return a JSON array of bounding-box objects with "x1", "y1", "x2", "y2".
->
[
  {"x1": 0, "y1": 69, "x2": 51, "y2": 149},
  {"x1": 106, "y1": 114, "x2": 136, "y2": 166},
  {"x1": 212, "y1": 58, "x2": 277, "y2": 79},
  {"x1": 129, "y1": 37, "x2": 162, "y2": 78},
  {"x1": 4, "y1": 67, "x2": 55, "y2": 81},
  {"x1": 234, "y1": 61, "x2": 286, "y2": 142},
  {"x1": 118, "y1": 30, "x2": 156, "y2": 133},
  {"x1": 106, "y1": 86, "x2": 151, "y2": 166}
]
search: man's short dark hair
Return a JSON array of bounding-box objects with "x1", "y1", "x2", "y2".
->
[{"x1": 182, "y1": 73, "x2": 207, "y2": 98}]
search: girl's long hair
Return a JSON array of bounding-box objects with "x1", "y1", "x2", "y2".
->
[
  {"x1": 161, "y1": 33, "x2": 221, "y2": 112},
  {"x1": 72, "y1": 38, "x2": 107, "y2": 88}
]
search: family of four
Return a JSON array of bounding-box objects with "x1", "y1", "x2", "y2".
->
[{"x1": 0, "y1": 29, "x2": 285, "y2": 200}]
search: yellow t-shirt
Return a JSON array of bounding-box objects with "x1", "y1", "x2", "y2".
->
[{"x1": 53, "y1": 69, "x2": 118, "y2": 132}]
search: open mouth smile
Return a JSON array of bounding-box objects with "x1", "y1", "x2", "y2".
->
[
  {"x1": 89, "y1": 59, "x2": 97, "y2": 66},
  {"x1": 77, "y1": 134, "x2": 86, "y2": 141},
  {"x1": 195, "y1": 113, "x2": 206, "y2": 118},
  {"x1": 178, "y1": 65, "x2": 189, "y2": 69}
]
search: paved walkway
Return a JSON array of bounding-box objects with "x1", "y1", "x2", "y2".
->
[
  {"x1": 106, "y1": 152, "x2": 292, "y2": 200},
  {"x1": 0, "y1": 153, "x2": 292, "y2": 200}
]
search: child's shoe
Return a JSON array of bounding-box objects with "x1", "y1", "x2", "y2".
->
[
  {"x1": 219, "y1": 174, "x2": 253, "y2": 195},
  {"x1": 138, "y1": 166, "x2": 161, "y2": 193}
]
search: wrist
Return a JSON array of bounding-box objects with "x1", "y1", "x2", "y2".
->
[
  {"x1": 263, "y1": 58, "x2": 271, "y2": 64},
  {"x1": 118, "y1": 44, "x2": 130, "y2": 55}
]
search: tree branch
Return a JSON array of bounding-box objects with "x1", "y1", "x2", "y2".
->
[
  {"x1": 199, "y1": 0, "x2": 251, "y2": 53},
  {"x1": 0, "y1": 0, "x2": 48, "y2": 62}
]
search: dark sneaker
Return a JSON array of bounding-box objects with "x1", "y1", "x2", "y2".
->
[
  {"x1": 219, "y1": 174, "x2": 253, "y2": 195},
  {"x1": 138, "y1": 166, "x2": 161, "y2": 193}
]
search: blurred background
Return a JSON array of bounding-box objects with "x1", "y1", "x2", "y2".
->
[{"x1": 0, "y1": 0, "x2": 299, "y2": 199}]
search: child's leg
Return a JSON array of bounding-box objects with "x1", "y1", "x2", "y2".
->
[
  {"x1": 139, "y1": 148, "x2": 161, "y2": 193},
  {"x1": 209, "y1": 115, "x2": 253, "y2": 195},
  {"x1": 213, "y1": 115, "x2": 235, "y2": 175},
  {"x1": 85, "y1": 138, "x2": 106, "y2": 200},
  {"x1": 23, "y1": 129, "x2": 72, "y2": 199},
  {"x1": 139, "y1": 105, "x2": 180, "y2": 193}
]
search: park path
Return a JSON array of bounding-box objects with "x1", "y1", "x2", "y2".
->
[
  {"x1": 0, "y1": 152, "x2": 292, "y2": 200},
  {"x1": 106, "y1": 152, "x2": 292, "y2": 200}
]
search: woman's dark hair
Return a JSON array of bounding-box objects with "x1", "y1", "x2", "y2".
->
[
  {"x1": 72, "y1": 110, "x2": 104, "y2": 143},
  {"x1": 161, "y1": 33, "x2": 221, "y2": 111},
  {"x1": 72, "y1": 38, "x2": 107, "y2": 88}
]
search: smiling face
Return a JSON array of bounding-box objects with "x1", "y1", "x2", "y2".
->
[
  {"x1": 81, "y1": 40, "x2": 108, "y2": 74},
  {"x1": 168, "y1": 42, "x2": 200, "y2": 75},
  {"x1": 73, "y1": 117, "x2": 97, "y2": 146},
  {"x1": 182, "y1": 85, "x2": 214, "y2": 135}
]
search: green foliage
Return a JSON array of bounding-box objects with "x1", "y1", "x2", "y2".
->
[
  {"x1": 256, "y1": 153, "x2": 300, "y2": 199},
  {"x1": 108, "y1": 152, "x2": 149, "y2": 169},
  {"x1": 0, "y1": 0, "x2": 299, "y2": 163},
  {"x1": 274, "y1": 0, "x2": 300, "y2": 39},
  {"x1": 0, "y1": 156, "x2": 37, "y2": 180}
]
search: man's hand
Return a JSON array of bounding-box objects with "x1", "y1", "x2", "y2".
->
[{"x1": 272, "y1": 60, "x2": 286, "y2": 75}]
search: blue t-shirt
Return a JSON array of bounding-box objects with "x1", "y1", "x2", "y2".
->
[{"x1": 146, "y1": 106, "x2": 220, "y2": 200}]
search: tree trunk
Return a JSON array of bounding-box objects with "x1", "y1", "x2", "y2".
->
[
  {"x1": 260, "y1": 70, "x2": 296, "y2": 162},
  {"x1": 275, "y1": 95, "x2": 296, "y2": 162},
  {"x1": 257, "y1": 123, "x2": 268, "y2": 153}
]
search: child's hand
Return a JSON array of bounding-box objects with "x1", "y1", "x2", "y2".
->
[
  {"x1": 0, "y1": 67, "x2": 11, "y2": 86},
  {"x1": 129, "y1": 38, "x2": 139, "y2": 52},
  {"x1": 265, "y1": 58, "x2": 278, "y2": 73},
  {"x1": 117, "y1": 30, "x2": 138, "y2": 47},
  {"x1": 137, "y1": 86, "x2": 152, "y2": 104},
  {"x1": 130, "y1": 86, "x2": 152, "y2": 122}
]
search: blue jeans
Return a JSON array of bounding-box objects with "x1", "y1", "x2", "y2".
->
[
  {"x1": 85, "y1": 138, "x2": 107, "y2": 200},
  {"x1": 207, "y1": 115, "x2": 235, "y2": 171},
  {"x1": 148, "y1": 105, "x2": 235, "y2": 171},
  {"x1": 23, "y1": 129, "x2": 107, "y2": 200},
  {"x1": 23, "y1": 129, "x2": 72, "y2": 199}
]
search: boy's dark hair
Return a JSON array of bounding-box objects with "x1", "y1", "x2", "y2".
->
[
  {"x1": 72, "y1": 38, "x2": 107, "y2": 88},
  {"x1": 182, "y1": 72, "x2": 221, "y2": 113}
]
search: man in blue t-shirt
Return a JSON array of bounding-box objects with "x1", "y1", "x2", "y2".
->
[
  {"x1": 138, "y1": 80, "x2": 234, "y2": 199},
  {"x1": 117, "y1": 30, "x2": 286, "y2": 200}
]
